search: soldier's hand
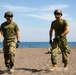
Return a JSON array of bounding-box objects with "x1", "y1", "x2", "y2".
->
[
  {"x1": 57, "y1": 35, "x2": 62, "y2": 39},
  {"x1": 49, "y1": 39, "x2": 52, "y2": 44},
  {"x1": 16, "y1": 41, "x2": 20, "y2": 48},
  {"x1": 54, "y1": 35, "x2": 62, "y2": 43}
]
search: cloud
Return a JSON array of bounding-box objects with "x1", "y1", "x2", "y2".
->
[
  {"x1": 25, "y1": 13, "x2": 54, "y2": 21},
  {"x1": 1, "y1": 3, "x2": 74, "y2": 24},
  {"x1": 23, "y1": 4, "x2": 69, "y2": 21},
  {"x1": 40, "y1": 4, "x2": 69, "y2": 11},
  {"x1": 24, "y1": 13, "x2": 73, "y2": 21},
  {"x1": 0, "y1": 4, "x2": 37, "y2": 12},
  {"x1": 0, "y1": 3, "x2": 69, "y2": 12}
]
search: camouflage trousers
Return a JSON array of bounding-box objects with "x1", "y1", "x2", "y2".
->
[
  {"x1": 51, "y1": 37, "x2": 68, "y2": 66},
  {"x1": 3, "y1": 39, "x2": 16, "y2": 68}
]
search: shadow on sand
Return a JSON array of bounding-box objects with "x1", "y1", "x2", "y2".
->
[
  {"x1": 15, "y1": 68, "x2": 43, "y2": 73},
  {"x1": 0, "y1": 70, "x2": 5, "y2": 74}
]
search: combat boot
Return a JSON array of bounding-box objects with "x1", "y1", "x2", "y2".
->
[
  {"x1": 63, "y1": 63, "x2": 68, "y2": 71},
  {"x1": 63, "y1": 67, "x2": 68, "y2": 71},
  {"x1": 10, "y1": 67, "x2": 14, "y2": 73},
  {"x1": 64, "y1": 63, "x2": 67, "y2": 67},
  {"x1": 50, "y1": 64, "x2": 58, "y2": 71}
]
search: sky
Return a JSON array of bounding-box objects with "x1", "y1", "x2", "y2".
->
[{"x1": 0, "y1": 0, "x2": 76, "y2": 42}]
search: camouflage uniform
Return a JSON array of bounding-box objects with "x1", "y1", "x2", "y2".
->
[
  {"x1": 0, "y1": 22, "x2": 19, "y2": 68},
  {"x1": 51, "y1": 19, "x2": 68, "y2": 66}
]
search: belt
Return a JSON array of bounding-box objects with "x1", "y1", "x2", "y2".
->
[{"x1": 4, "y1": 38, "x2": 15, "y2": 40}]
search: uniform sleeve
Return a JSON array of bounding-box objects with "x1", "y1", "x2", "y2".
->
[
  {"x1": 15, "y1": 24, "x2": 19, "y2": 32},
  {"x1": 0, "y1": 26, "x2": 1, "y2": 31},
  {"x1": 0, "y1": 24, "x2": 3, "y2": 32},
  {"x1": 51, "y1": 22, "x2": 54, "y2": 29},
  {"x1": 64, "y1": 20, "x2": 68, "y2": 27}
]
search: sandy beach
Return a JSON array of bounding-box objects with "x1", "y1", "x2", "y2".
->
[{"x1": 0, "y1": 47, "x2": 76, "y2": 75}]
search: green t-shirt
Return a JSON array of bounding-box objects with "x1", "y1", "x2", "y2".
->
[
  {"x1": 51, "y1": 19, "x2": 68, "y2": 37},
  {"x1": 0, "y1": 22, "x2": 19, "y2": 39}
]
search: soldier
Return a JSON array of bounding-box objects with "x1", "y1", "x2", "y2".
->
[
  {"x1": 49, "y1": 9, "x2": 70, "y2": 71},
  {"x1": 0, "y1": 11, "x2": 20, "y2": 73}
]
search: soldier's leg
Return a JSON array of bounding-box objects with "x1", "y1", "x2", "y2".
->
[
  {"x1": 3, "y1": 50, "x2": 10, "y2": 68},
  {"x1": 9, "y1": 42, "x2": 16, "y2": 68},
  {"x1": 60, "y1": 45, "x2": 68, "y2": 67},
  {"x1": 51, "y1": 42, "x2": 58, "y2": 66},
  {"x1": 3, "y1": 40, "x2": 10, "y2": 68},
  {"x1": 59, "y1": 37, "x2": 68, "y2": 67},
  {"x1": 50, "y1": 44, "x2": 58, "y2": 71}
]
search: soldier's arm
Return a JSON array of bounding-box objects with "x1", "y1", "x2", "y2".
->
[
  {"x1": 0, "y1": 25, "x2": 2, "y2": 38},
  {"x1": 16, "y1": 31, "x2": 20, "y2": 42},
  {"x1": 0, "y1": 29, "x2": 2, "y2": 39},
  {"x1": 49, "y1": 28, "x2": 53, "y2": 40},
  {"x1": 0, "y1": 32, "x2": 2, "y2": 38},
  {"x1": 61, "y1": 26, "x2": 70, "y2": 36},
  {"x1": 49, "y1": 21, "x2": 54, "y2": 40}
]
